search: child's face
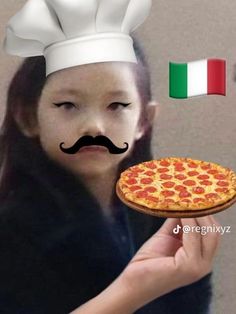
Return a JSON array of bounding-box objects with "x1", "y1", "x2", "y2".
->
[{"x1": 35, "y1": 62, "x2": 144, "y2": 176}]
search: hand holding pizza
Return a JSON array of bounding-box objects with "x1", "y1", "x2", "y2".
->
[
  {"x1": 120, "y1": 215, "x2": 221, "y2": 311},
  {"x1": 71, "y1": 216, "x2": 220, "y2": 314}
]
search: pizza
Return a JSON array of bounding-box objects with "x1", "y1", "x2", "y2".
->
[{"x1": 117, "y1": 157, "x2": 236, "y2": 212}]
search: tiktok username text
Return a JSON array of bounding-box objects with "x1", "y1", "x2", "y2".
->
[{"x1": 173, "y1": 224, "x2": 231, "y2": 236}]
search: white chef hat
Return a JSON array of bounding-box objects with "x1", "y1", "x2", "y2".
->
[{"x1": 4, "y1": 0, "x2": 152, "y2": 76}]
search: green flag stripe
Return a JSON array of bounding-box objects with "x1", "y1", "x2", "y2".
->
[{"x1": 169, "y1": 62, "x2": 188, "y2": 98}]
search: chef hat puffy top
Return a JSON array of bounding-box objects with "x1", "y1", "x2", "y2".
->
[{"x1": 4, "y1": 0, "x2": 152, "y2": 76}]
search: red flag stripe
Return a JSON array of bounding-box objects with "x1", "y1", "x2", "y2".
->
[{"x1": 207, "y1": 59, "x2": 226, "y2": 95}]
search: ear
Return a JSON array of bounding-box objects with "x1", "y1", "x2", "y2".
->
[
  {"x1": 135, "y1": 100, "x2": 159, "y2": 141},
  {"x1": 14, "y1": 105, "x2": 39, "y2": 138},
  {"x1": 146, "y1": 100, "x2": 159, "y2": 126}
]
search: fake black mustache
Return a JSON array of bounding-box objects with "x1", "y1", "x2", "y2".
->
[{"x1": 59, "y1": 135, "x2": 129, "y2": 155}]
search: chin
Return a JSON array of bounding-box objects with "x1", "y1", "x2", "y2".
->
[
  {"x1": 68, "y1": 162, "x2": 117, "y2": 177},
  {"x1": 55, "y1": 152, "x2": 125, "y2": 177}
]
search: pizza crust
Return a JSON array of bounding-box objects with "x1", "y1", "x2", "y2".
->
[{"x1": 116, "y1": 183, "x2": 236, "y2": 218}]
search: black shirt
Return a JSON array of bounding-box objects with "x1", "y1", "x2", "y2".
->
[{"x1": 0, "y1": 136, "x2": 212, "y2": 313}]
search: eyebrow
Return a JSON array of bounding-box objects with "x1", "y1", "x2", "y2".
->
[{"x1": 106, "y1": 90, "x2": 129, "y2": 97}]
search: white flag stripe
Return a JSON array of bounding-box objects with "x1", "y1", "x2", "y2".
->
[{"x1": 187, "y1": 59, "x2": 207, "y2": 97}]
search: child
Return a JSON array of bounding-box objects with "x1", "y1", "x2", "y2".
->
[{"x1": 0, "y1": 39, "x2": 220, "y2": 313}]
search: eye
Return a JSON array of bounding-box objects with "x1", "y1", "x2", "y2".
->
[
  {"x1": 108, "y1": 102, "x2": 131, "y2": 111},
  {"x1": 53, "y1": 102, "x2": 76, "y2": 110}
]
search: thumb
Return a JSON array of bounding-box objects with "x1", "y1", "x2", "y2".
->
[
  {"x1": 156, "y1": 218, "x2": 182, "y2": 237},
  {"x1": 133, "y1": 218, "x2": 183, "y2": 259}
]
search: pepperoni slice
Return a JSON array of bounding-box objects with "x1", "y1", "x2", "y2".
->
[
  {"x1": 146, "y1": 162, "x2": 157, "y2": 169},
  {"x1": 161, "y1": 190, "x2": 175, "y2": 197},
  {"x1": 160, "y1": 160, "x2": 170, "y2": 167},
  {"x1": 193, "y1": 198, "x2": 205, "y2": 203},
  {"x1": 162, "y1": 181, "x2": 175, "y2": 188},
  {"x1": 157, "y1": 168, "x2": 169, "y2": 173},
  {"x1": 201, "y1": 164, "x2": 211, "y2": 170},
  {"x1": 200, "y1": 180, "x2": 212, "y2": 186},
  {"x1": 175, "y1": 185, "x2": 187, "y2": 191},
  {"x1": 126, "y1": 172, "x2": 139, "y2": 178},
  {"x1": 205, "y1": 193, "x2": 219, "y2": 199},
  {"x1": 131, "y1": 166, "x2": 144, "y2": 173},
  {"x1": 126, "y1": 178, "x2": 137, "y2": 185},
  {"x1": 129, "y1": 185, "x2": 142, "y2": 192},
  {"x1": 144, "y1": 171, "x2": 155, "y2": 176},
  {"x1": 181, "y1": 199, "x2": 191, "y2": 203},
  {"x1": 136, "y1": 190, "x2": 148, "y2": 198},
  {"x1": 197, "y1": 174, "x2": 210, "y2": 180},
  {"x1": 160, "y1": 174, "x2": 173, "y2": 180},
  {"x1": 188, "y1": 171, "x2": 199, "y2": 176},
  {"x1": 175, "y1": 174, "x2": 187, "y2": 180},
  {"x1": 214, "y1": 174, "x2": 227, "y2": 180},
  {"x1": 207, "y1": 169, "x2": 218, "y2": 175},
  {"x1": 215, "y1": 187, "x2": 228, "y2": 193},
  {"x1": 144, "y1": 186, "x2": 157, "y2": 193},
  {"x1": 192, "y1": 187, "x2": 205, "y2": 194},
  {"x1": 188, "y1": 162, "x2": 198, "y2": 168},
  {"x1": 179, "y1": 190, "x2": 191, "y2": 198},
  {"x1": 183, "y1": 180, "x2": 196, "y2": 186},
  {"x1": 140, "y1": 178, "x2": 153, "y2": 184},
  {"x1": 165, "y1": 198, "x2": 175, "y2": 203},
  {"x1": 216, "y1": 181, "x2": 229, "y2": 187},
  {"x1": 175, "y1": 166, "x2": 185, "y2": 172},
  {"x1": 146, "y1": 195, "x2": 159, "y2": 202},
  {"x1": 174, "y1": 162, "x2": 183, "y2": 167}
]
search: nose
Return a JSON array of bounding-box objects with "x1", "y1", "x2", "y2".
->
[{"x1": 80, "y1": 111, "x2": 106, "y2": 137}]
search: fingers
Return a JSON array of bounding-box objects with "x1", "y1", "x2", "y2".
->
[
  {"x1": 180, "y1": 215, "x2": 221, "y2": 261},
  {"x1": 135, "y1": 215, "x2": 221, "y2": 263},
  {"x1": 196, "y1": 215, "x2": 221, "y2": 261},
  {"x1": 134, "y1": 218, "x2": 182, "y2": 258},
  {"x1": 180, "y1": 218, "x2": 202, "y2": 259}
]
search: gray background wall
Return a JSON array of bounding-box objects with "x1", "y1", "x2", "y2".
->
[{"x1": 1, "y1": 1, "x2": 236, "y2": 313}]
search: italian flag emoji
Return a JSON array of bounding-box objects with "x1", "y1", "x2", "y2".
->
[{"x1": 169, "y1": 59, "x2": 226, "y2": 98}]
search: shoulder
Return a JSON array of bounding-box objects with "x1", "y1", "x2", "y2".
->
[
  {"x1": 0, "y1": 180, "x2": 52, "y2": 226},
  {"x1": 0, "y1": 189, "x2": 42, "y2": 282},
  {"x1": 0, "y1": 179, "x2": 62, "y2": 256},
  {"x1": 0, "y1": 185, "x2": 41, "y2": 249},
  {"x1": 0, "y1": 181, "x2": 66, "y2": 277}
]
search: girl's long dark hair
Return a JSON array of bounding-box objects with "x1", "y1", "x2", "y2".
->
[{"x1": 0, "y1": 38, "x2": 154, "y2": 202}]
